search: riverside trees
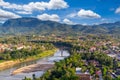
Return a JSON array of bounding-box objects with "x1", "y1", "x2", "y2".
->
[{"x1": 0, "y1": 42, "x2": 55, "y2": 61}]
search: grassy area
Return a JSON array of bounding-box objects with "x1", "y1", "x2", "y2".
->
[
  {"x1": 0, "y1": 60, "x2": 5, "y2": 63},
  {"x1": 22, "y1": 49, "x2": 57, "y2": 61},
  {"x1": 38, "y1": 49, "x2": 57, "y2": 57}
]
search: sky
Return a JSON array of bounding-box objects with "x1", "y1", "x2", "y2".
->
[{"x1": 0, "y1": 0, "x2": 120, "y2": 25}]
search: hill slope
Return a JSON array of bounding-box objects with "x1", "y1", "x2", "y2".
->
[{"x1": 0, "y1": 17, "x2": 120, "y2": 36}]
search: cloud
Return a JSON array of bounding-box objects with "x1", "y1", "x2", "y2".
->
[
  {"x1": 63, "y1": 18, "x2": 74, "y2": 25},
  {"x1": 37, "y1": 13, "x2": 60, "y2": 22},
  {"x1": 0, "y1": 0, "x2": 68, "y2": 14},
  {"x1": 0, "y1": 9, "x2": 21, "y2": 19},
  {"x1": 67, "y1": 13, "x2": 76, "y2": 18},
  {"x1": 82, "y1": 23, "x2": 88, "y2": 26},
  {"x1": 67, "y1": 9, "x2": 101, "y2": 19},
  {"x1": 115, "y1": 7, "x2": 120, "y2": 14},
  {"x1": 48, "y1": 0, "x2": 69, "y2": 10},
  {"x1": 16, "y1": 11, "x2": 32, "y2": 15},
  {"x1": 77, "y1": 9, "x2": 101, "y2": 18}
]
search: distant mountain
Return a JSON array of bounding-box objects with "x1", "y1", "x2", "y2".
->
[
  {"x1": 0, "y1": 17, "x2": 120, "y2": 36},
  {"x1": 3, "y1": 18, "x2": 41, "y2": 27},
  {"x1": 95, "y1": 21, "x2": 120, "y2": 34}
]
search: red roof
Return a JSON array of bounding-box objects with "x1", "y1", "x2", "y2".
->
[{"x1": 77, "y1": 74, "x2": 91, "y2": 80}]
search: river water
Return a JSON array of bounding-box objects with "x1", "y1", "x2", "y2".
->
[{"x1": 0, "y1": 50, "x2": 70, "y2": 80}]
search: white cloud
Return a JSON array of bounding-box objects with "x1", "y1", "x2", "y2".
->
[
  {"x1": 63, "y1": 18, "x2": 74, "y2": 25},
  {"x1": 0, "y1": 9, "x2": 21, "y2": 19},
  {"x1": 48, "y1": 0, "x2": 68, "y2": 10},
  {"x1": 67, "y1": 9, "x2": 101, "y2": 19},
  {"x1": 0, "y1": 0, "x2": 68, "y2": 14},
  {"x1": 115, "y1": 7, "x2": 120, "y2": 14},
  {"x1": 16, "y1": 11, "x2": 32, "y2": 14},
  {"x1": 37, "y1": 13, "x2": 60, "y2": 22},
  {"x1": 67, "y1": 13, "x2": 76, "y2": 18},
  {"x1": 77, "y1": 9, "x2": 101, "y2": 18}
]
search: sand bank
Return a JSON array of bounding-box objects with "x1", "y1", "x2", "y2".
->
[{"x1": 12, "y1": 63, "x2": 54, "y2": 75}]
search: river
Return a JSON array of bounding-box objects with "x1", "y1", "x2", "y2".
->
[{"x1": 0, "y1": 50, "x2": 70, "y2": 80}]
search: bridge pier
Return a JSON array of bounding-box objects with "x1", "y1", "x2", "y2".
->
[{"x1": 61, "y1": 50, "x2": 63, "y2": 57}]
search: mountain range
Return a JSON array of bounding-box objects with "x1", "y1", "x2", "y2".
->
[{"x1": 0, "y1": 17, "x2": 120, "y2": 36}]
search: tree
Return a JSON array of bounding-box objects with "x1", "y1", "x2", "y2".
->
[
  {"x1": 103, "y1": 75, "x2": 112, "y2": 80},
  {"x1": 102, "y1": 67, "x2": 107, "y2": 76},
  {"x1": 23, "y1": 76, "x2": 32, "y2": 80}
]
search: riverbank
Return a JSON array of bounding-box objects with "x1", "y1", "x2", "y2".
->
[
  {"x1": 12, "y1": 63, "x2": 54, "y2": 75},
  {"x1": 0, "y1": 49, "x2": 57, "y2": 71},
  {"x1": 12, "y1": 50, "x2": 70, "y2": 76}
]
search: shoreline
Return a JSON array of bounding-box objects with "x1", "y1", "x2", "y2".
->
[
  {"x1": 0, "y1": 49, "x2": 57, "y2": 71},
  {"x1": 12, "y1": 63, "x2": 54, "y2": 75}
]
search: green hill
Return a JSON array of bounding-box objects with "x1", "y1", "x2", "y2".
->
[{"x1": 0, "y1": 17, "x2": 120, "y2": 36}]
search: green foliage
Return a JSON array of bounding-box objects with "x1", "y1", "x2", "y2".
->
[
  {"x1": 103, "y1": 75, "x2": 112, "y2": 80},
  {"x1": 0, "y1": 43, "x2": 55, "y2": 61},
  {"x1": 112, "y1": 76, "x2": 120, "y2": 80},
  {"x1": 23, "y1": 77, "x2": 32, "y2": 80},
  {"x1": 38, "y1": 54, "x2": 81, "y2": 80},
  {"x1": 102, "y1": 67, "x2": 107, "y2": 76}
]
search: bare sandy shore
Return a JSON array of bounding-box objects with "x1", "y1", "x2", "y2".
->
[
  {"x1": 0, "y1": 60, "x2": 21, "y2": 71},
  {"x1": 12, "y1": 63, "x2": 54, "y2": 75}
]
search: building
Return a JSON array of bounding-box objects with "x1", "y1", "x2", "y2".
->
[
  {"x1": 77, "y1": 74, "x2": 91, "y2": 80},
  {"x1": 76, "y1": 67, "x2": 91, "y2": 80}
]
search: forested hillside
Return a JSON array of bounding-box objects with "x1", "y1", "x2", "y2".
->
[{"x1": 0, "y1": 17, "x2": 120, "y2": 36}]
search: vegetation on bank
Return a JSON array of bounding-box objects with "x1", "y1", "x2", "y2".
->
[
  {"x1": 0, "y1": 41, "x2": 56, "y2": 70},
  {"x1": 0, "y1": 47, "x2": 56, "y2": 61},
  {"x1": 0, "y1": 49, "x2": 56, "y2": 71}
]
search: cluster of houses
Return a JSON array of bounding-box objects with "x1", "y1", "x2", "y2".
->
[
  {"x1": 89, "y1": 41, "x2": 120, "y2": 58},
  {"x1": 75, "y1": 67, "x2": 102, "y2": 80},
  {"x1": 76, "y1": 67, "x2": 91, "y2": 80},
  {"x1": 0, "y1": 43, "x2": 30, "y2": 52},
  {"x1": 75, "y1": 58, "x2": 103, "y2": 80},
  {"x1": 75, "y1": 40, "x2": 120, "y2": 80}
]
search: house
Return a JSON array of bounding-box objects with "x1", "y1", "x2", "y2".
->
[
  {"x1": 107, "y1": 54, "x2": 117, "y2": 58},
  {"x1": 89, "y1": 46, "x2": 96, "y2": 52},
  {"x1": 76, "y1": 68, "x2": 82, "y2": 74},
  {"x1": 88, "y1": 60, "x2": 100, "y2": 67},
  {"x1": 76, "y1": 67, "x2": 91, "y2": 80},
  {"x1": 77, "y1": 74, "x2": 91, "y2": 80},
  {"x1": 17, "y1": 45, "x2": 25, "y2": 50}
]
